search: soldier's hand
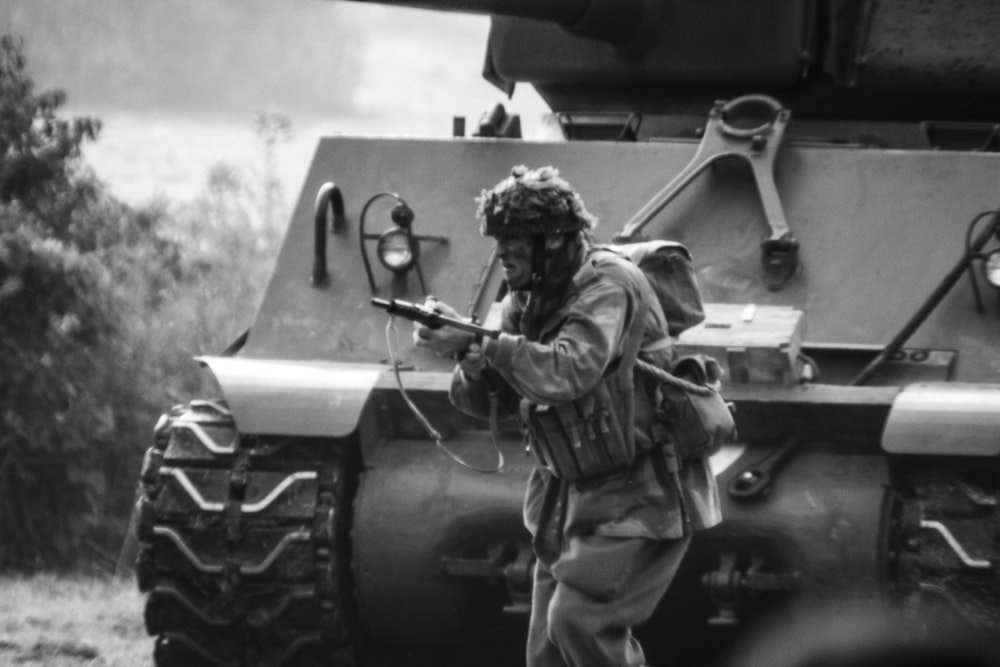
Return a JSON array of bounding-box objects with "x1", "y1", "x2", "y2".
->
[
  {"x1": 458, "y1": 343, "x2": 487, "y2": 381},
  {"x1": 412, "y1": 297, "x2": 475, "y2": 359},
  {"x1": 425, "y1": 296, "x2": 461, "y2": 319}
]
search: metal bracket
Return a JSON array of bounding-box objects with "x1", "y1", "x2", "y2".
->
[
  {"x1": 441, "y1": 543, "x2": 533, "y2": 614},
  {"x1": 618, "y1": 94, "x2": 798, "y2": 290},
  {"x1": 702, "y1": 552, "x2": 801, "y2": 626},
  {"x1": 311, "y1": 182, "x2": 346, "y2": 288}
]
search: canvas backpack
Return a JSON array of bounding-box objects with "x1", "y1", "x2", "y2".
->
[{"x1": 609, "y1": 240, "x2": 705, "y2": 337}]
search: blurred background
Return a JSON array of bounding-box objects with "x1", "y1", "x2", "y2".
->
[
  {"x1": 8, "y1": 0, "x2": 549, "y2": 203},
  {"x1": 0, "y1": 0, "x2": 553, "y2": 577}
]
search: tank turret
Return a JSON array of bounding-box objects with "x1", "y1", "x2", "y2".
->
[
  {"x1": 365, "y1": 0, "x2": 652, "y2": 51},
  {"x1": 360, "y1": 0, "x2": 1000, "y2": 125}
]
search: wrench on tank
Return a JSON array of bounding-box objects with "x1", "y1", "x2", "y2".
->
[{"x1": 727, "y1": 434, "x2": 800, "y2": 500}]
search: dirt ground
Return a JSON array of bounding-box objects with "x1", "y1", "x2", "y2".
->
[{"x1": 0, "y1": 574, "x2": 151, "y2": 666}]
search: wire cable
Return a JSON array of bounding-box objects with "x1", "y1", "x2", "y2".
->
[{"x1": 385, "y1": 317, "x2": 504, "y2": 474}]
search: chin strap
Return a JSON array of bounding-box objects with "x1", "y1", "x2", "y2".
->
[{"x1": 530, "y1": 234, "x2": 548, "y2": 284}]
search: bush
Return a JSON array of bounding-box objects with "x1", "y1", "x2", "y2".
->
[{"x1": 0, "y1": 33, "x2": 281, "y2": 570}]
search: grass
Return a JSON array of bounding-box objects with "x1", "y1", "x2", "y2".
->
[{"x1": 0, "y1": 575, "x2": 152, "y2": 666}]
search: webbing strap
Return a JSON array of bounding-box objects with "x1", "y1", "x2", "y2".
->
[
  {"x1": 616, "y1": 298, "x2": 648, "y2": 385},
  {"x1": 641, "y1": 336, "x2": 674, "y2": 354},
  {"x1": 635, "y1": 358, "x2": 716, "y2": 396}
]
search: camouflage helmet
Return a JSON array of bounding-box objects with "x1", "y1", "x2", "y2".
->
[{"x1": 476, "y1": 165, "x2": 598, "y2": 237}]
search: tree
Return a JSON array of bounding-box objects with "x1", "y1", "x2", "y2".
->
[
  {"x1": 0, "y1": 31, "x2": 291, "y2": 572},
  {"x1": 252, "y1": 108, "x2": 293, "y2": 229},
  {"x1": 0, "y1": 33, "x2": 193, "y2": 570},
  {"x1": 0, "y1": 35, "x2": 100, "y2": 206}
]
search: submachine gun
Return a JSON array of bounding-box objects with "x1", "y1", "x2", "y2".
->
[
  {"x1": 371, "y1": 297, "x2": 505, "y2": 473},
  {"x1": 371, "y1": 298, "x2": 500, "y2": 345}
]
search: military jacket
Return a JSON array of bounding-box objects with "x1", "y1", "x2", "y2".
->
[{"x1": 450, "y1": 247, "x2": 722, "y2": 559}]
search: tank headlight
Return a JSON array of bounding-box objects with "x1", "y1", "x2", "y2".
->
[
  {"x1": 984, "y1": 249, "x2": 1000, "y2": 289},
  {"x1": 377, "y1": 228, "x2": 418, "y2": 273}
]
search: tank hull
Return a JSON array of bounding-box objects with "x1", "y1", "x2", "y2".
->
[
  {"x1": 352, "y1": 427, "x2": 890, "y2": 662},
  {"x1": 247, "y1": 135, "x2": 1000, "y2": 380},
  {"x1": 135, "y1": 110, "x2": 1000, "y2": 665}
]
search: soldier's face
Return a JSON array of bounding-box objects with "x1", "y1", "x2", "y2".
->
[{"x1": 496, "y1": 235, "x2": 534, "y2": 289}]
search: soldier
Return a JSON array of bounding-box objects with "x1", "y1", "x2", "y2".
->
[{"x1": 415, "y1": 165, "x2": 721, "y2": 667}]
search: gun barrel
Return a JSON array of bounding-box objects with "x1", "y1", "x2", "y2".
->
[
  {"x1": 341, "y1": 0, "x2": 646, "y2": 47},
  {"x1": 348, "y1": 0, "x2": 588, "y2": 25},
  {"x1": 371, "y1": 298, "x2": 500, "y2": 339}
]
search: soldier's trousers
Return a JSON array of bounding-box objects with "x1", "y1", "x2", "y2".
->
[{"x1": 526, "y1": 532, "x2": 692, "y2": 667}]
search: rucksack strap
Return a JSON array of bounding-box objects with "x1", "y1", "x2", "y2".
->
[
  {"x1": 617, "y1": 297, "x2": 648, "y2": 385},
  {"x1": 641, "y1": 336, "x2": 673, "y2": 354}
]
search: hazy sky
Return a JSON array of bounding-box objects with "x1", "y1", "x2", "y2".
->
[
  {"x1": 3, "y1": 0, "x2": 549, "y2": 202},
  {"x1": 5, "y1": 0, "x2": 546, "y2": 127}
]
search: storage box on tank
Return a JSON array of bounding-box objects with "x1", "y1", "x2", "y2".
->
[{"x1": 676, "y1": 304, "x2": 806, "y2": 385}]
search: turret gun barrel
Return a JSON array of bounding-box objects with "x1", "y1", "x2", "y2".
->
[
  {"x1": 342, "y1": 0, "x2": 649, "y2": 48},
  {"x1": 350, "y1": 0, "x2": 587, "y2": 24}
]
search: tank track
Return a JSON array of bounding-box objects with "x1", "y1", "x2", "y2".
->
[
  {"x1": 882, "y1": 460, "x2": 1000, "y2": 633},
  {"x1": 135, "y1": 399, "x2": 358, "y2": 667}
]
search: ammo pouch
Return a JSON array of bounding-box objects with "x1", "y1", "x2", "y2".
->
[
  {"x1": 520, "y1": 300, "x2": 648, "y2": 483},
  {"x1": 649, "y1": 355, "x2": 736, "y2": 459},
  {"x1": 520, "y1": 375, "x2": 635, "y2": 483}
]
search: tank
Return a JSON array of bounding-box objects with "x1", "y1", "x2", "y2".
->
[{"x1": 133, "y1": 1, "x2": 1000, "y2": 665}]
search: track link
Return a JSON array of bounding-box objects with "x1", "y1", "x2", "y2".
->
[{"x1": 136, "y1": 400, "x2": 358, "y2": 667}]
